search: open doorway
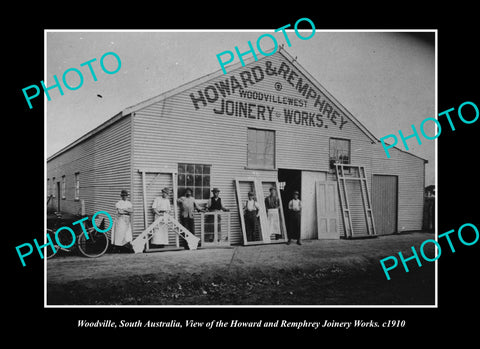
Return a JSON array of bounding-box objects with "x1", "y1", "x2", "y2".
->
[{"x1": 278, "y1": 169, "x2": 301, "y2": 239}]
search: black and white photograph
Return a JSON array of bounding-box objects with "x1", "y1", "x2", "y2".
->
[
  {"x1": 7, "y1": 10, "x2": 478, "y2": 340},
  {"x1": 44, "y1": 30, "x2": 436, "y2": 306}
]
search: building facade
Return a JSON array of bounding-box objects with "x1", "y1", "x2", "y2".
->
[{"x1": 47, "y1": 48, "x2": 427, "y2": 247}]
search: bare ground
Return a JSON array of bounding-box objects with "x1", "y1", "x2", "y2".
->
[{"x1": 46, "y1": 232, "x2": 436, "y2": 305}]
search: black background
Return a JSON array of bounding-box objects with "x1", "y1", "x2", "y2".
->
[{"x1": 6, "y1": 4, "x2": 478, "y2": 343}]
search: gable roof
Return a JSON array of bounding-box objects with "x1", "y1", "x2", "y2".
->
[
  {"x1": 122, "y1": 48, "x2": 379, "y2": 142},
  {"x1": 48, "y1": 47, "x2": 427, "y2": 163}
]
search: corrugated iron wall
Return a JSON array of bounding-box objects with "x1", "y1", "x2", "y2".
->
[
  {"x1": 372, "y1": 174, "x2": 398, "y2": 235},
  {"x1": 371, "y1": 145, "x2": 425, "y2": 233},
  {"x1": 131, "y1": 51, "x2": 397, "y2": 242},
  {"x1": 48, "y1": 50, "x2": 426, "y2": 244},
  {"x1": 47, "y1": 115, "x2": 132, "y2": 231}
]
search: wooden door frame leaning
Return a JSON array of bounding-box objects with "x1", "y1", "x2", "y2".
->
[
  {"x1": 334, "y1": 163, "x2": 377, "y2": 238},
  {"x1": 234, "y1": 177, "x2": 288, "y2": 246}
]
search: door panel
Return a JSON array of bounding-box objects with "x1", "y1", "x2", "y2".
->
[
  {"x1": 301, "y1": 171, "x2": 327, "y2": 239},
  {"x1": 372, "y1": 175, "x2": 398, "y2": 235},
  {"x1": 316, "y1": 181, "x2": 340, "y2": 239}
]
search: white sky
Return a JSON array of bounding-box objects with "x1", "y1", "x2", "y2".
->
[{"x1": 46, "y1": 30, "x2": 435, "y2": 185}]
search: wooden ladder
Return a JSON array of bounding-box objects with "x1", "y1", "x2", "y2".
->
[
  {"x1": 334, "y1": 163, "x2": 376, "y2": 238},
  {"x1": 358, "y1": 166, "x2": 376, "y2": 236},
  {"x1": 131, "y1": 213, "x2": 200, "y2": 253}
]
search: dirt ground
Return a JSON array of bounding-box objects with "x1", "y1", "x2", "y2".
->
[{"x1": 47, "y1": 232, "x2": 436, "y2": 306}]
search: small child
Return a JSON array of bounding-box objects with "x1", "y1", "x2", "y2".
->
[{"x1": 287, "y1": 190, "x2": 302, "y2": 245}]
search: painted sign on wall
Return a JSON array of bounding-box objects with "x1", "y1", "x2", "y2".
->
[{"x1": 189, "y1": 59, "x2": 349, "y2": 131}]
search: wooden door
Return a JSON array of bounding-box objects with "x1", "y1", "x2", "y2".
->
[
  {"x1": 301, "y1": 171, "x2": 327, "y2": 239},
  {"x1": 316, "y1": 181, "x2": 340, "y2": 239},
  {"x1": 234, "y1": 178, "x2": 286, "y2": 245},
  {"x1": 372, "y1": 175, "x2": 398, "y2": 235}
]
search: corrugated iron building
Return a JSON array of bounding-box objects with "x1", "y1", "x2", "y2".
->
[{"x1": 46, "y1": 48, "x2": 427, "y2": 247}]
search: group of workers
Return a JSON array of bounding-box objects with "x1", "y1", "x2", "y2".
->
[
  {"x1": 110, "y1": 185, "x2": 302, "y2": 252},
  {"x1": 243, "y1": 187, "x2": 301, "y2": 245}
]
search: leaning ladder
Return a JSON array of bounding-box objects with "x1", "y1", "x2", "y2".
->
[
  {"x1": 131, "y1": 213, "x2": 200, "y2": 253},
  {"x1": 334, "y1": 163, "x2": 376, "y2": 238}
]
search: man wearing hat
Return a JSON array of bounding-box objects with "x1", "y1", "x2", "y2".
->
[
  {"x1": 243, "y1": 191, "x2": 260, "y2": 242},
  {"x1": 287, "y1": 190, "x2": 302, "y2": 245},
  {"x1": 177, "y1": 188, "x2": 202, "y2": 241},
  {"x1": 112, "y1": 190, "x2": 133, "y2": 251},
  {"x1": 151, "y1": 187, "x2": 171, "y2": 246},
  {"x1": 206, "y1": 188, "x2": 229, "y2": 212},
  {"x1": 206, "y1": 188, "x2": 229, "y2": 243}
]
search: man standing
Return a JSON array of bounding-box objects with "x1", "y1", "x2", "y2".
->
[
  {"x1": 287, "y1": 190, "x2": 302, "y2": 245},
  {"x1": 206, "y1": 188, "x2": 229, "y2": 212},
  {"x1": 151, "y1": 187, "x2": 171, "y2": 246},
  {"x1": 243, "y1": 191, "x2": 260, "y2": 242},
  {"x1": 177, "y1": 188, "x2": 202, "y2": 236},
  {"x1": 206, "y1": 188, "x2": 229, "y2": 243}
]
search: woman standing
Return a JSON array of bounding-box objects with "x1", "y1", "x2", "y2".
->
[
  {"x1": 112, "y1": 190, "x2": 133, "y2": 251},
  {"x1": 151, "y1": 187, "x2": 171, "y2": 246},
  {"x1": 287, "y1": 190, "x2": 302, "y2": 245},
  {"x1": 265, "y1": 187, "x2": 281, "y2": 241}
]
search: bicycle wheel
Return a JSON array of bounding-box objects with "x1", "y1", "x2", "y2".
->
[
  {"x1": 46, "y1": 229, "x2": 58, "y2": 259},
  {"x1": 77, "y1": 228, "x2": 109, "y2": 258}
]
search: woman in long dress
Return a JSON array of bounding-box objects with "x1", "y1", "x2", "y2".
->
[
  {"x1": 112, "y1": 190, "x2": 133, "y2": 251},
  {"x1": 151, "y1": 188, "x2": 171, "y2": 246},
  {"x1": 265, "y1": 187, "x2": 281, "y2": 241}
]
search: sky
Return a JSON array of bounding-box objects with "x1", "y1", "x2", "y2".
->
[{"x1": 46, "y1": 30, "x2": 435, "y2": 185}]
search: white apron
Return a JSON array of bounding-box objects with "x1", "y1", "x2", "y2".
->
[
  {"x1": 266, "y1": 208, "x2": 280, "y2": 241},
  {"x1": 152, "y1": 213, "x2": 169, "y2": 245},
  {"x1": 112, "y1": 214, "x2": 133, "y2": 246},
  {"x1": 112, "y1": 200, "x2": 133, "y2": 246}
]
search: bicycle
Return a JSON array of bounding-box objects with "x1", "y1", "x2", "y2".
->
[{"x1": 46, "y1": 212, "x2": 110, "y2": 259}]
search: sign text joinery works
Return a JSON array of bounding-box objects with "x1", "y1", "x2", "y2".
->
[{"x1": 189, "y1": 60, "x2": 349, "y2": 131}]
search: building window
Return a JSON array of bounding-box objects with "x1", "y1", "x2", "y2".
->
[
  {"x1": 52, "y1": 177, "x2": 56, "y2": 197},
  {"x1": 329, "y1": 138, "x2": 351, "y2": 169},
  {"x1": 178, "y1": 163, "x2": 211, "y2": 200},
  {"x1": 74, "y1": 172, "x2": 80, "y2": 200},
  {"x1": 61, "y1": 175, "x2": 66, "y2": 199},
  {"x1": 47, "y1": 178, "x2": 50, "y2": 197},
  {"x1": 247, "y1": 128, "x2": 275, "y2": 169}
]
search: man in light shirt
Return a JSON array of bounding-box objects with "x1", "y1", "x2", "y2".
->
[
  {"x1": 243, "y1": 191, "x2": 260, "y2": 242},
  {"x1": 287, "y1": 190, "x2": 302, "y2": 245},
  {"x1": 177, "y1": 187, "x2": 202, "y2": 237}
]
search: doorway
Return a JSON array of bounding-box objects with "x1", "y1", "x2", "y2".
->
[{"x1": 278, "y1": 169, "x2": 301, "y2": 239}]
